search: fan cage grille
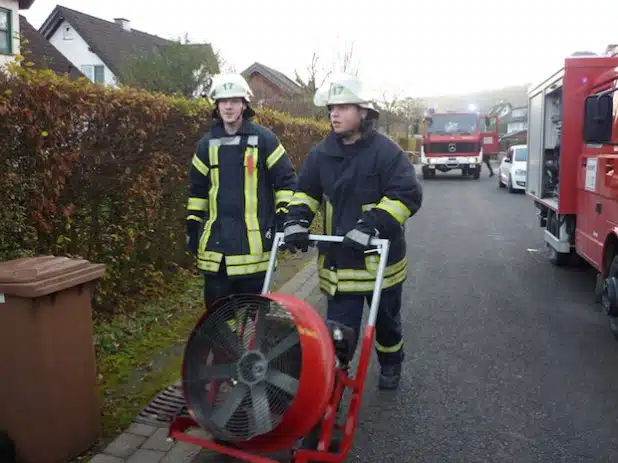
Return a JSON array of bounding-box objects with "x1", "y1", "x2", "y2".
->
[{"x1": 183, "y1": 294, "x2": 303, "y2": 441}]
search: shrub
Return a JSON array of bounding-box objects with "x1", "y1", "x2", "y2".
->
[{"x1": 0, "y1": 65, "x2": 329, "y2": 313}]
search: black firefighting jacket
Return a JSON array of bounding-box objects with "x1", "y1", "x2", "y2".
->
[
  {"x1": 187, "y1": 120, "x2": 296, "y2": 277},
  {"x1": 287, "y1": 129, "x2": 422, "y2": 295}
]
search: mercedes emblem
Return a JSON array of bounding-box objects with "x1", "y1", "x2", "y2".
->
[{"x1": 448, "y1": 143, "x2": 456, "y2": 152}]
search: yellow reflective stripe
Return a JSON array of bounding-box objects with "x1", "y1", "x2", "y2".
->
[
  {"x1": 197, "y1": 250, "x2": 223, "y2": 272},
  {"x1": 375, "y1": 339, "x2": 403, "y2": 353},
  {"x1": 227, "y1": 260, "x2": 270, "y2": 276},
  {"x1": 276, "y1": 206, "x2": 288, "y2": 214},
  {"x1": 324, "y1": 200, "x2": 333, "y2": 234},
  {"x1": 244, "y1": 145, "x2": 262, "y2": 255},
  {"x1": 289, "y1": 192, "x2": 320, "y2": 213},
  {"x1": 317, "y1": 256, "x2": 408, "y2": 295},
  {"x1": 226, "y1": 252, "x2": 271, "y2": 265},
  {"x1": 375, "y1": 197, "x2": 411, "y2": 225},
  {"x1": 187, "y1": 214, "x2": 203, "y2": 223},
  {"x1": 197, "y1": 145, "x2": 219, "y2": 267},
  {"x1": 266, "y1": 144, "x2": 286, "y2": 169},
  {"x1": 362, "y1": 202, "x2": 377, "y2": 212},
  {"x1": 192, "y1": 153, "x2": 209, "y2": 177},
  {"x1": 187, "y1": 197, "x2": 208, "y2": 211},
  {"x1": 275, "y1": 189, "x2": 293, "y2": 205}
]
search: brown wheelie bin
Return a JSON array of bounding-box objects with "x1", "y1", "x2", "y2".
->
[{"x1": 0, "y1": 256, "x2": 105, "y2": 463}]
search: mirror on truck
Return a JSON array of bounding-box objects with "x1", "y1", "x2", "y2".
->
[
  {"x1": 583, "y1": 93, "x2": 613, "y2": 143},
  {"x1": 425, "y1": 116, "x2": 433, "y2": 127},
  {"x1": 485, "y1": 116, "x2": 491, "y2": 128},
  {"x1": 412, "y1": 119, "x2": 420, "y2": 134}
]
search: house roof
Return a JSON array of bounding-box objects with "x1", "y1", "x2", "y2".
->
[
  {"x1": 38, "y1": 5, "x2": 216, "y2": 82},
  {"x1": 19, "y1": 0, "x2": 35, "y2": 9},
  {"x1": 243, "y1": 62, "x2": 301, "y2": 95},
  {"x1": 19, "y1": 15, "x2": 85, "y2": 80}
]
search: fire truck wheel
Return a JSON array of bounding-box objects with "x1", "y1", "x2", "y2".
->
[
  {"x1": 473, "y1": 168, "x2": 480, "y2": 180},
  {"x1": 548, "y1": 246, "x2": 571, "y2": 266},
  {"x1": 604, "y1": 255, "x2": 618, "y2": 340}
]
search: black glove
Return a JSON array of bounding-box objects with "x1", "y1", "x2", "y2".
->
[
  {"x1": 275, "y1": 208, "x2": 287, "y2": 233},
  {"x1": 186, "y1": 220, "x2": 200, "y2": 255},
  {"x1": 283, "y1": 220, "x2": 310, "y2": 253},
  {"x1": 342, "y1": 220, "x2": 378, "y2": 252}
]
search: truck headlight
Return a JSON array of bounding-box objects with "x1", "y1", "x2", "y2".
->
[
  {"x1": 515, "y1": 169, "x2": 526, "y2": 176},
  {"x1": 468, "y1": 157, "x2": 477, "y2": 163}
]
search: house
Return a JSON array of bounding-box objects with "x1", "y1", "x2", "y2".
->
[
  {"x1": 504, "y1": 105, "x2": 528, "y2": 134},
  {"x1": 0, "y1": 0, "x2": 34, "y2": 67},
  {"x1": 19, "y1": 15, "x2": 84, "y2": 79},
  {"x1": 243, "y1": 62, "x2": 301, "y2": 102},
  {"x1": 38, "y1": 5, "x2": 216, "y2": 89}
]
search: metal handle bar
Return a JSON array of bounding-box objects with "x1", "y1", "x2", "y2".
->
[{"x1": 261, "y1": 232, "x2": 391, "y2": 328}]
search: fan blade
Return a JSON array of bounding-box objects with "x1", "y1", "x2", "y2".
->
[
  {"x1": 251, "y1": 304, "x2": 268, "y2": 351},
  {"x1": 212, "y1": 317, "x2": 243, "y2": 358},
  {"x1": 266, "y1": 369, "x2": 299, "y2": 396},
  {"x1": 210, "y1": 383, "x2": 247, "y2": 429},
  {"x1": 264, "y1": 332, "x2": 299, "y2": 362},
  {"x1": 250, "y1": 382, "x2": 272, "y2": 435},
  {"x1": 201, "y1": 362, "x2": 237, "y2": 381}
]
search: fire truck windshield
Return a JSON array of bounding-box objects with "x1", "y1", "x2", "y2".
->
[{"x1": 426, "y1": 113, "x2": 478, "y2": 134}]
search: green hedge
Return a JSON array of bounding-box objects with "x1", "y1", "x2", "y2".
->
[{"x1": 0, "y1": 65, "x2": 329, "y2": 313}]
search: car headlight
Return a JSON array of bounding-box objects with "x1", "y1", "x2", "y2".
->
[
  {"x1": 468, "y1": 157, "x2": 477, "y2": 163},
  {"x1": 515, "y1": 169, "x2": 526, "y2": 176}
]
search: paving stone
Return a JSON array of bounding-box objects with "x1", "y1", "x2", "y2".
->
[
  {"x1": 126, "y1": 423, "x2": 158, "y2": 437},
  {"x1": 142, "y1": 428, "x2": 174, "y2": 452},
  {"x1": 88, "y1": 454, "x2": 125, "y2": 463},
  {"x1": 160, "y1": 441, "x2": 202, "y2": 463},
  {"x1": 125, "y1": 449, "x2": 165, "y2": 463},
  {"x1": 103, "y1": 432, "x2": 146, "y2": 458}
]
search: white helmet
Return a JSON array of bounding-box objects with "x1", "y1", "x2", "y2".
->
[
  {"x1": 313, "y1": 73, "x2": 379, "y2": 117},
  {"x1": 207, "y1": 73, "x2": 253, "y2": 103}
]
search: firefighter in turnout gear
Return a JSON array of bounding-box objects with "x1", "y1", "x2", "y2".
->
[
  {"x1": 187, "y1": 73, "x2": 297, "y2": 308},
  {"x1": 283, "y1": 74, "x2": 423, "y2": 390}
]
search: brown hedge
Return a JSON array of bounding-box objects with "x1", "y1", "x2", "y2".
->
[{"x1": 0, "y1": 65, "x2": 329, "y2": 313}]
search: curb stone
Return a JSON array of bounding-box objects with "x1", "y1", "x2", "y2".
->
[{"x1": 88, "y1": 253, "x2": 320, "y2": 463}]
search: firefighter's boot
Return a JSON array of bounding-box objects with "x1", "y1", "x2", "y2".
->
[{"x1": 378, "y1": 363, "x2": 402, "y2": 390}]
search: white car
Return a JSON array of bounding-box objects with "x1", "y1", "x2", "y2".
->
[{"x1": 498, "y1": 144, "x2": 527, "y2": 192}]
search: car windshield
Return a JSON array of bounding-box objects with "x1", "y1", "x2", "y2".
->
[
  {"x1": 514, "y1": 147, "x2": 528, "y2": 162},
  {"x1": 426, "y1": 113, "x2": 478, "y2": 134}
]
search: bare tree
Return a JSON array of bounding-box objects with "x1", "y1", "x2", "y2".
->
[
  {"x1": 378, "y1": 89, "x2": 402, "y2": 135},
  {"x1": 396, "y1": 97, "x2": 425, "y2": 136}
]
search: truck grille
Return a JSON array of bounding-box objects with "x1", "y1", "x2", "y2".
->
[{"x1": 424, "y1": 142, "x2": 480, "y2": 154}]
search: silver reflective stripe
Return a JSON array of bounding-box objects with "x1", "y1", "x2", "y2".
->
[
  {"x1": 247, "y1": 135, "x2": 259, "y2": 146},
  {"x1": 209, "y1": 136, "x2": 241, "y2": 147},
  {"x1": 345, "y1": 228, "x2": 372, "y2": 246},
  {"x1": 284, "y1": 224, "x2": 308, "y2": 237}
]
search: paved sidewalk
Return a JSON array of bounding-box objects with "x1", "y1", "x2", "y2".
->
[{"x1": 90, "y1": 256, "x2": 323, "y2": 463}]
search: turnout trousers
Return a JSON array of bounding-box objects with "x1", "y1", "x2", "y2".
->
[
  {"x1": 326, "y1": 284, "x2": 404, "y2": 366},
  {"x1": 202, "y1": 261, "x2": 265, "y2": 310}
]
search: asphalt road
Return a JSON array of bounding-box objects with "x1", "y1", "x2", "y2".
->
[
  {"x1": 193, "y1": 165, "x2": 618, "y2": 463},
  {"x1": 351, "y1": 167, "x2": 618, "y2": 462}
]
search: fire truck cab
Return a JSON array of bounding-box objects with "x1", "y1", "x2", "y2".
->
[
  {"x1": 419, "y1": 111, "x2": 499, "y2": 180},
  {"x1": 526, "y1": 54, "x2": 618, "y2": 336}
]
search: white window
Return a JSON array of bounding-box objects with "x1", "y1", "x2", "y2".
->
[
  {"x1": 0, "y1": 8, "x2": 11, "y2": 55},
  {"x1": 63, "y1": 25, "x2": 73, "y2": 40},
  {"x1": 80, "y1": 65, "x2": 105, "y2": 83}
]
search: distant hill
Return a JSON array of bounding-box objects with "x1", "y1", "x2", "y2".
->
[{"x1": 418, "y1": 84, "x2": 531, "y2": 112}]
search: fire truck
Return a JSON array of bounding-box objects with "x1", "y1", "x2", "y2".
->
[
  {"x1": 419, "y1": 110, "x2": 500, "y2": 179},
  {"x1": 526, "y1": 54, "x2": 618, "y2": 337}
]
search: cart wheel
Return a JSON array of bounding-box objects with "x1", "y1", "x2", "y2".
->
[{"x1": 0, "y1": 430, "x2": 16, "y2": 463}]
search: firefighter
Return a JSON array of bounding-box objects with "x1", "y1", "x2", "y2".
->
[
  {"x1": 283, "y1": 74, "x2": 423, "y2": 390},
  {"x1": 186, "y1": 73, "x2": 297, "y2": 309}
]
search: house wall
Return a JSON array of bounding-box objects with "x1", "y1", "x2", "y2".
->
[
  {"x1": 0, "y1": 0, "x2": 20, "y2": 68},
  {"x1": 47, "y1": 19, "x2": 117, "y2": 85},
  {"x1": 507, "y1": 121, "x2": 527, "y2": 133},
  {"x1": 247, "y1": 72, "x2": 288, "y2": 101}
]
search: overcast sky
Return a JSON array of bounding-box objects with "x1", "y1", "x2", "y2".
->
[{"x1": 22, "y1": 0, "x2": 618, "y2": 99}]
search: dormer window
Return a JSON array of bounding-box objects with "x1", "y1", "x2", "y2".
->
[{"x1": 63, "y1": 25, "x2": 73, "y2": 40}]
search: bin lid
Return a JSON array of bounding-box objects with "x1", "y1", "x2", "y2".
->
[{"x1": 0, "y1": 256, "x2": 105, "y2": 298}]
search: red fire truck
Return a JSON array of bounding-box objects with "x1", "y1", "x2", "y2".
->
[
  {"x1": 526, "y1": 54, "x2": 618, "y2": 337},
  {"x1": 419, "y1": 110, "x2": 500, "y2": 179}
]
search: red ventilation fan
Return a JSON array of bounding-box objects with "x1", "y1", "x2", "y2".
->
[{"x1": 169, "y1": 233, "x2": 392, "y2": 463}]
